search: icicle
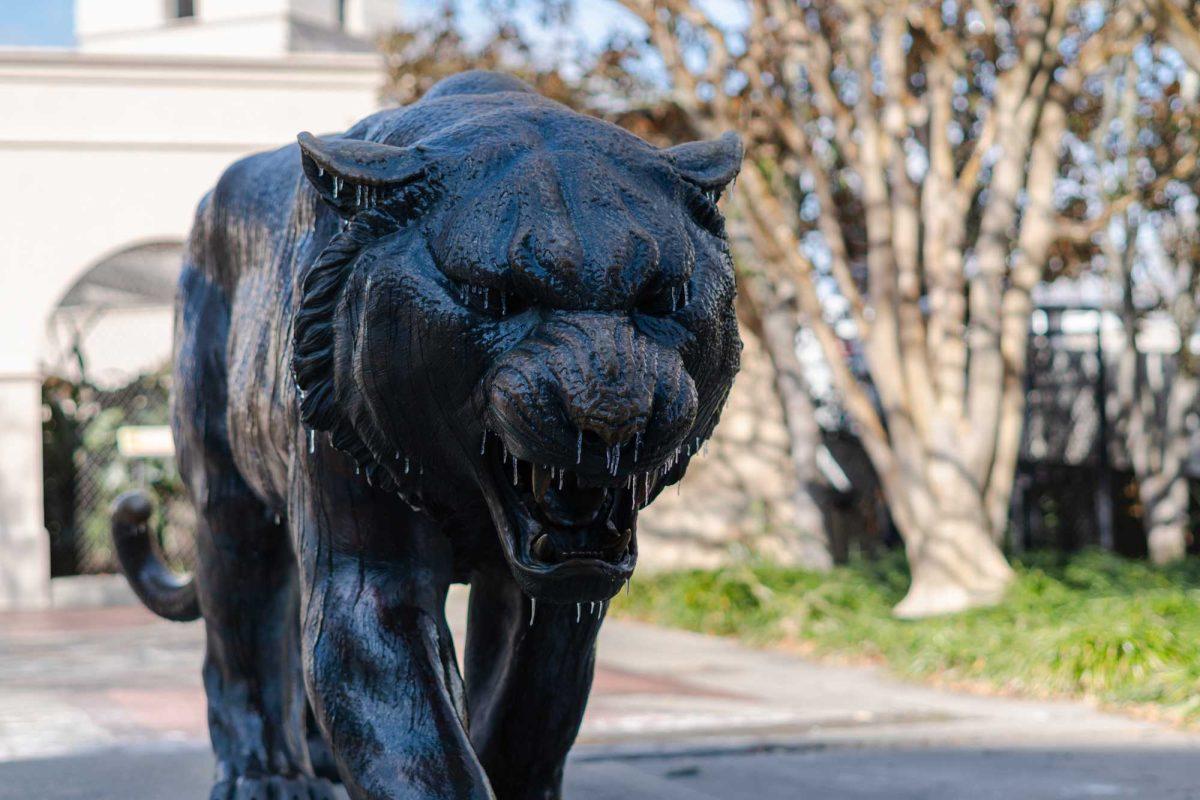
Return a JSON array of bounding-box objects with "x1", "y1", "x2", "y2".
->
[
  {"x1": 366, "y1": 472, "x2": 373, "y2": 487},
  {"x1": 576, "y1": 603, "x2": 581, "y2": 623},
  {"x1": 394, "y1": 451, "x2": 400, "y2": 460},
  {"x1": 332, "y1": 176, "x2": 340, "y2": 199},
  {"x1": 317, "y1": 165, "x2": 324, "y2": 177},
  {"x1": 576, "y1": 431, "x2": 583, "y2": 464},
  {"x1": 682, "y1": 283, "x2": 689, "y2": 306},
  {"x1": 589, "y1": 601, "x2": 595, "y2": 617},
  {"x1": 501, "y1": 292, "x2": 507, "y2": 316},
  {"x1": 634, "y1": 431, "x2": 642, "y2": 462},
  {"x1": 529, "y1": 598, "x2": 537, "y2": 627},
  {"x1": 512, "y1": 457, "x2": 519, "y2": 485},
  {"x1": 274, "y1": 513, "x2": 281, "y2": 525},
  {"x1": 483, "y1": 289, "x2": 489, "y2": 309},
  {"x1": 703, "y1": 440, "x2": 710, "y2": 457},
  {"x1": 481, "y1": 430, "x2": 488, "y2": 455},
  {"x1": 355, "y1": 184, "x2": 362, "y2": 208},
  {"x1": 670, "y1": 287, "x2": 676, "y2": 312},
  {"x1": 308, "y1": 429, "x2": 315, "y2": 454},
  {"x1": 405, "y1": 458, "x2": 411, "y2": 474},
  {"x1": 626, "y1": 578, "x2": 631, "y2": 597},
  {"x1": 355, "y1": 465, "x2": 360, "y2": 475},
  {"x1": 558, "y1": 469, "x2": 565, "y2": 490}
]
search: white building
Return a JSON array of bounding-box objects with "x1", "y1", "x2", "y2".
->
[{"x1": 0, "y1": 0, "x2": 394, "y2": 609}]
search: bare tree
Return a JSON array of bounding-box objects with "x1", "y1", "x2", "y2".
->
[
  {"x1": 734, "y1": 249, "x2": 837, "y2": 570},
  {"x1": 1141, "y1": 0, "x2": 1200, "y2": 74},
  {"x1": 1111, "y1": 218, "x2": 1200, "y2": 563},
  {"x1": 1070, "y1": 37, "x2": 1200, "y2": 563},
  {"x1": 615, "y1": 0, "x2": 1134, "y2": 615}
]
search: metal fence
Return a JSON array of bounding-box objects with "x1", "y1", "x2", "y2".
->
[
  {"x1": 42, "y1": 367, "x2": 195, "y2": 576},
  {"x1": 1013, "y1": 308, "x2": 1200, "y2": 556}
]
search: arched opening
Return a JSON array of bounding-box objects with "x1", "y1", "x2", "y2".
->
[
  {"x1": 46, "y1": 240, "x2": 182, "y2": 385},
  {"x1": 42, "y1": 242, "x2": 193, "y2": 577}
]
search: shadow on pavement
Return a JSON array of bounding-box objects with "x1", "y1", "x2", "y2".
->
[{"x1": 1, "y1": 741, "x2": 1196, "y2": 800}]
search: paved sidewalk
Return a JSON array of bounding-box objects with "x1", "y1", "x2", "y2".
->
[{"x1": 2, "y1": 583, "x2": 1199, "y2": 798}]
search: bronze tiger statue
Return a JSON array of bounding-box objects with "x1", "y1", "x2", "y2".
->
[{"x1": 112, "y1": 71, "x2": 742, "y2": 800}]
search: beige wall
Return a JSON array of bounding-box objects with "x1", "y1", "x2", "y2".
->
[
  {"x1": 0, "y1": 51, "x2": 383, "y2": 375},
  {"x1": 76, "y1": 0, "x2": 399, "y2": 57},
  {"x1": 0, "y1": 49, "x2": 385, "y2": 608}
]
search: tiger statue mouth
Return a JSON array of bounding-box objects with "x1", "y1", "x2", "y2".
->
[{"x1": 480, "y1": 432, "x2": 640, "y2": 604}]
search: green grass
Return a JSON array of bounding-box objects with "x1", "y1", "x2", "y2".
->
[{"x1": 609, "y1": 550, "x2": 1200, "y2": 723}]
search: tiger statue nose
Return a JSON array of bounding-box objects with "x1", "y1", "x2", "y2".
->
[{"x1": 486, "y1": 312, "x2": 697, "y2": 466}]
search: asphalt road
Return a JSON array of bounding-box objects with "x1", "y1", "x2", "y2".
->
[{"x1": 3, "y1": 741, "x2": 1200, "y2": 800}]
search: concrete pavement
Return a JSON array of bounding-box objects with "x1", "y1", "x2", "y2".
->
[{"x1": 2, "y1": 581, "x2": 1199, "y2": 798}]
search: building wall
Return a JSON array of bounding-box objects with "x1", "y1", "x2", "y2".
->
[
  {"x1": 0, "y1": 51, "x2": 383, "y2": 374},
  {"x1": 0, "y1": 48, "x2": 385, "y2": 608},
  {"x1": 76, "y1": 0, "x2": 398, "y2": 57}
]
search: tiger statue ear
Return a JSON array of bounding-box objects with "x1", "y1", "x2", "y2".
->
[
  {"x1": 297, "y1": 132, "x2": 434, "y2": 218},
  {"x1": 664, "y1": 131, "x2": 743, "y2": 196}
]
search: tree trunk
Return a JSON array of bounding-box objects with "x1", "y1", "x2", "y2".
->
[
  {"x1": 1140, "y1": 372, "x2": 1198, "y2": 564},
  {"x1": 891, "y1": 459, "x2": 1015, "y2": 618},
  {"x1": 1143, "y1": 471, "x2": 1189, "y2": 565},
  {"x1": 740, "y1": 275, "x2": 834, "y2": 571},
  {"x1": 896, "y1": 519, "x2": 1016, "y2": 618}
]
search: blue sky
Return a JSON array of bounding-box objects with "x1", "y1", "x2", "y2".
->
[{"x1": 0, "y1": 0, "x2": 75, "y2": 46}]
